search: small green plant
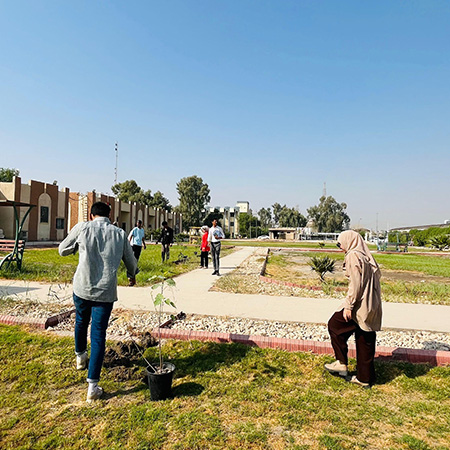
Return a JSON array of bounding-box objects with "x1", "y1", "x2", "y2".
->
[
  {"x1": 429, "y1": 235, "x2": 450, "y2": 251},
  {"x1": 308, "y1": 255, "x2": 335, "y2": 282},
  {"x1": 318, "y1": 242, "x2": 325, "y2": 248},
  {"x1": 149, "y1": 273, "x2": 176, "y2": 371}
]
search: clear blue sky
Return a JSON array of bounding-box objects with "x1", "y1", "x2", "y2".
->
[{"x1": 1, "y1": 1, "x2": 449, "y2": 230}]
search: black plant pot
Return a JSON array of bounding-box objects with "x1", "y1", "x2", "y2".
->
[{"x1": 146, "y1": 362, "x2": 175, "y2": 401}]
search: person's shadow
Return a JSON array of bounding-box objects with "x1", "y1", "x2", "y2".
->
[{"x1": 374, "y1": 356, "x2": 432, "y2": 385}]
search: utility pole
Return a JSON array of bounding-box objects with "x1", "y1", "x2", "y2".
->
[
  {"x1": 114, "y1": 142, "x2": 118, "y2": 185},
  {"x1": 323, "y1": 182, "x2": 327, "y2": 198}
]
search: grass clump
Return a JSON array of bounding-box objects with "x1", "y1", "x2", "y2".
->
[{"x1": 1, "y1": 324, "x2": 450, "y2": 449}]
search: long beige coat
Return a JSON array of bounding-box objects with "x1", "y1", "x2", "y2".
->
[{"x1": 338, "y1": 230, "x2": 383, "y2": 332}]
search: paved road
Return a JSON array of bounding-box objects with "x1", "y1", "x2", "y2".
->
[{"x1": 1, "y1": 246, "x2": 449, "y2": 333}]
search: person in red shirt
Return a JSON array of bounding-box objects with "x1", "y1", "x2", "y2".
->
[{"x1": 200, "y1": 226, "x2": 210, "y2": 269}]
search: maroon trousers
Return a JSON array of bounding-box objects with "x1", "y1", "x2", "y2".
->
[{"x1": 328, "y1": 310, "x2": 376, "y2": 384}]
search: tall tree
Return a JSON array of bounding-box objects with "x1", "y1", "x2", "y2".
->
[
  {"x1": 111, "y1": 180, "x2": 153, "y2": 205},
  {"x1": 238, "y1": 212, "x2": 260, "y2": 237},
  {"x1": 272, "y1": 203, "x2": 283, "y2": 226},
  {"x1": 176, "y1": 175, "x2": 211, "y2": 229},
  {"x1": 150, "y1": 191, "x2": 172, "y2": 212},
  {"x1": 279, "y1": 206, "x2": 307, "y2": 228},
  {"x1": 0, "y1": 168, "x2": 19, "y2": 182},
  {"x1": 203, "y1": 208, "x2": 223, "y2": 227},
  {"x1": 307, "y1": 196, "x2": 350, "y2": 232},
  {"x1": 258, "y1": 207, "x2": 272, "y2": 228}
]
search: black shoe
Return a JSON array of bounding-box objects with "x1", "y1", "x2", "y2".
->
[
  {"x1": 216, "y1": 272, "x2": 221, "y2": 276},
  {"x1": 212, "y1": 271, "x2": 217, "y2": 275}
]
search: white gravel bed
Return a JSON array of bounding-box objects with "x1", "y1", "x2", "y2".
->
[
  {"x1": 0, "y1": 299, "x2": 74, "y2": 319},
  {"x1": 1, "y1": 297, "x2": 449, "y2": 351}
]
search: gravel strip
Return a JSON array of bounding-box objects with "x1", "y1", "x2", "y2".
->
[{"x1": 1, "y1": 299, "x2": 449, "y2": 351}]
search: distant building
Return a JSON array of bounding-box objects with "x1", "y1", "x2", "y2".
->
[
  {"x1": 207, "y1": 201, "x2": 251, "y2": 238},
  {"x1": 390, "y1": 221, "x2": 450, "y2": 233},
  {"x1": 0, "y1": 176, "x2": 69, "y2": 241},
  {"x1": 0, "y1": 177, "x2": 181, "y2": 241}
]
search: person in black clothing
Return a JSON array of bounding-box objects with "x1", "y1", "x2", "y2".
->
[{"x1": 160, "y1": 221, "x2": 174, "y2": 262}]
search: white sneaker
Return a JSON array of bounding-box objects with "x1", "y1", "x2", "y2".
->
[
  {"x1": 349, "y1": 376, "x2": 370, "y2": 388},
  {"x1": 324, "y1": 360, "x2": 348, "y2": 376},
  {"x1": 76, "y1": 352, "x2": 88, "y2": 370},
  {"x1": 86, "y1": 385, "x2": 104, "y2": 402}
]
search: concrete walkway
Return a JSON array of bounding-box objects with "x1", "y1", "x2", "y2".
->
[{"x1": 1, "y1": 246, "x2": 449, "y2": 333}]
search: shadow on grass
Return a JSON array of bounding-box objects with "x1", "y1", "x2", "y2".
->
[
  {"x1": 374, "y1": 359, "x2": 432, "y2": 385},
  {"x1": 170, "y1": 341, "x2": 252, "y2": 378},
  {"x1": 104, "y1": 383, "x2": 148, "y2": 400},
  {"x1": 172, "y1": 382, "x2": 205, "y2": 397}
]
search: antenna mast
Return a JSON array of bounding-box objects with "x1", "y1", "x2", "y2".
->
[{"x1": 114, "y1": 142, "x2": 118, "y2": 184}]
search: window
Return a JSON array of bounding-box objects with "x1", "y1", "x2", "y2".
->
[
  {"x1": 56, "y1": 218, "x2": 65, "y2": 229},
  {"x1": 40, "y1": 206, "x2": 49, "y2": 223},
  {"x1": 230, "y1": 221, "x2": 235, "y2": 227}
]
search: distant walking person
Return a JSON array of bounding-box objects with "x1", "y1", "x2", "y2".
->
[
  {"x1": 325, "y1": 230, "x2": 382, "y2": 387},
  {"x1": 59, "y1": 202, "x2": 136, "y2": 402},
  {"x1": 208, "y1": 219, "x2": 225, "y2": 275},
  {"x1": 128, "y1": 220, "x2": 146, "y2": 286},
  {"x1": 160, "y1": 221, "x2": 174, "y2": 262},
  {"x1": 200, "y1": 225, "x2": 210, "y2": 268}
]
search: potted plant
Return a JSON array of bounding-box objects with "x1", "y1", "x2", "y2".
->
[{"x1": 145, "y1": 273, "x2": 177, "y2": 401}]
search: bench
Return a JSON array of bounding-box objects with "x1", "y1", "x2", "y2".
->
[{"x1": 0, "y1": 239, "x2": 26, "y2": 270}]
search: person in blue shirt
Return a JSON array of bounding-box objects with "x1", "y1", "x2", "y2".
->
[{"x1": 128, "y1": 220, "x2": 146, "y2": 286}]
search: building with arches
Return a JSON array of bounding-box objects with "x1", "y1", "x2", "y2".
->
[{"x1": 0, "y1": 177, "x2": 181, "y2": 241}]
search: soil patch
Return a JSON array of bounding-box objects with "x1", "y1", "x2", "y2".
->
[{"x1": 103, "y1": 332, "x2": 157, "y2": 381}]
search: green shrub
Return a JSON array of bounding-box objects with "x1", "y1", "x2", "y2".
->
[
  {"x1": 308, "y1": 256, "x2": 335, "y2": 282},
  {"x1": 429, "y1": 235, "x2": 450, "y2": 251}
]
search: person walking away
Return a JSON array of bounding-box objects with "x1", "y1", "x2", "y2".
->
[
  {"x1": 59, "y1": 202, "x2": 136, "y2": 402},
  {"x1": 200, "y1": 225, "x2": 210, "y2": 268},
  {"x1": 160, "y1": 220, "x2": 174, "y2": 262},
  {"x1": 325, "y1": 230, "x2": 382, "y2": 387},
  {"x1": 128, "y1": 220, "x2": 146, "y2": 286},
  {"x1": 208, "y1": 219, "x2": 225, "y2": 275}
]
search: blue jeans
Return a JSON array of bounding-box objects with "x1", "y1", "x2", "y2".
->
[{"x1": 73, "y1": 294, "x2": 113, "y2": 382}]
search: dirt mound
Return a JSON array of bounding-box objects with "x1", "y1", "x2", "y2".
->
[{"x1": 103, "y1": 332, "x2": 157, "y2": 381}]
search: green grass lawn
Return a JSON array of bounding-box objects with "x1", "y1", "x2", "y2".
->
[
  {"x1": 265, "y1": 252, "x2": 450, "y2": 305},
  {"x1": 1, "y1": 325, "x2": 450, "y2": 450},
  {"x1": 0, "y1": 245, "x2": 235, "y2": 286}
]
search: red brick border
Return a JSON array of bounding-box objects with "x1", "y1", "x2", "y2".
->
[
  {"x1": 1, "y1": 313, "x2": 449, "y2": 367},
  {"x1": 154, "y1": 328, "x2": 450, "y2": 367},
  {"x1": 0, "y1": 309, "x2": 76, "y2": 330},
  {"x1": 0, "y1": 314, "x2": 47, "y2": 329}
]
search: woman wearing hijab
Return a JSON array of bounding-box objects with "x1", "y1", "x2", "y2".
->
[{"x1": 325, "y1": 230, "x2": 382, "y2": 387}]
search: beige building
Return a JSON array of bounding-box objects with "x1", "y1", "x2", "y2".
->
[
  {"x1": 0, "y1": 177, "x2": 181, "y2": 241},
  {"x1": 0, "y1": 176, "x2": 69, "y2": 241},
  {"x1": 208, "y1": 201, "x2": 251, "y2": 238},
  {"x1": 69, "y1": 191, "x2": 182, "y2": 234}
]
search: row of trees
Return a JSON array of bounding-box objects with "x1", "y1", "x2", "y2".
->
[
  {"x1": 2, "y1": 167, "x2": 350, "y2": 234},
  {"x1": 111, "y1": 180, "x2": 172, "y2": 212}
]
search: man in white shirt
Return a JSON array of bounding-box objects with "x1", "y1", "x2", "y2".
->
[{"x1": 208, "y1": 219, "x2": 225, "y2": 275}]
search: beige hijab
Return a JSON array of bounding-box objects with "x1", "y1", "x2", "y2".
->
[
  {"x1": 337, "y1": 230, "x2": 382, "y2": 331},
  {"x1": 338, "y1": 230, "x2": 379, "y2": 273}
]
